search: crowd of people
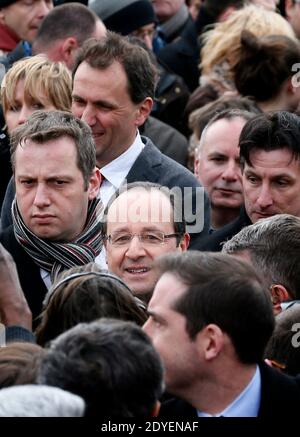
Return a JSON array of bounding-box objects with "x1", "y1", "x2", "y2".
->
[{"x1": 0, "y1": 0, "x2": 300, "y2": 419}]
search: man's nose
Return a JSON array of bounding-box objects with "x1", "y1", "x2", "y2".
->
[
  {"x1": 222, "y1": 161, "x2": 240, "y2": 182},
  {"x1": 125, "y1": 236, "x2": 147, "y2": 259},
  {"x1": 33, "y1": 184, "x2": 51, "y2": 208},
  {"x1": 256, "y1": 184, "x2": 273, "y2": 208}
]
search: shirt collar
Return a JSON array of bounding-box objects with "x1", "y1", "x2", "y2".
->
[
  {"x1": 100, "y1": 131, "x2": 144, "y2": 190},
  {"x1": 197, "y1": 365, "x2": 261, "y2": 417}
]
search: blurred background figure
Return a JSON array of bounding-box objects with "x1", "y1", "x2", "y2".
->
[
  {"x1": 38, "y1": 319, "x2": 164, "y2": 417},
  {"x1": 0, "y1": 385, "x2": 85, "y2": 417},
  {"x1": 32, "y1": 2, "x2": 106, "y2": 70},
  {"x1": 233, "y1": 30, "x2": 300, "y2": 113},
  {"x1": 265, "y1": 305, "x2": 300, "y2": 376},
  {"x1": 0, "y1": 0, "x2": 53, "y2": 58},
  {"x1": 35, "y1": 263, "x2": 147, "y2": 347},
  {"x1": 0, "y1": 343, "x2": 45, "y2": 388}
]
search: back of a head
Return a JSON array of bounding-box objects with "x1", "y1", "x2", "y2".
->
[
  {"x1": 35, "y1": 263, "x2": 147, "y2": 346},
  {"x1": 90, "y1": 0, "x2": 156, "y2": 36},
  {"x1": 33, "y1": 2, "x2": 100, "y2": 50},
  {"x1": 233, "y1": 30, "x2": 300, "y2": 102},
  {"x1": 201, "y1": 4, "x2": 296, "y2": 77},
  {"x1": 222, "y1": 214, "x2": 300, "y2": 300},
  {"x1": 0, "y1": 343, "x2": 46, "y2": 389},
  {"x1": 0, "y1": 385, "x2": 85, "y2": 417},
  {"x1": 239, "y1": 111, "x2": 300, "y2": 167},
  {"x1": 37, "y1": 319, "x2": 164, "y2": 417},
  {"x1": 154, "y1": 251, "x2": 275, "y2": 364},
  {"x1": 265, "y1": 305, "x2": 300, "y2": 376}
]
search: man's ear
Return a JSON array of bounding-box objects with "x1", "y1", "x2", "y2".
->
[
  {"x1": 60, "y1": 37, "x2": 79, "y2": 69},
  {"x1": 88, "y1": 167, "x2": 101, "y2": 200},
  {"x1": 196, "y1": 324, "x2": 224, "y2": 361},
  {"x1": 270, "y1": 284, "x2": 290, "y2": 315},
  {"x1": 179, "y1": 233, "x2": 190, "y2": 252},
  {"x1": 135, "y1": 97, "x2": 153, "y2": 127},
  {"x1": 0, "y1": 9, "x2": 5, "y2": 24}
]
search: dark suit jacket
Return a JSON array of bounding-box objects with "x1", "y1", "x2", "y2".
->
[
  {"x1": 159, "y1": 363, "x2": 300, "y2": 417},
  {"x1": 192, "y1": 207, "x2": 251, "y2": 252},
  {"x1": 157, "y1": 15, "x2": 199, "y2": 91},
  {"x1": 0, "y1": 225, "x2": 48, "y2": 323},
  {"x1": 127, "y1": 137, "x2": 210, "y2": 243},
  {"x1": 140, "y1": 116, "x2": 188, "y2": 166}
]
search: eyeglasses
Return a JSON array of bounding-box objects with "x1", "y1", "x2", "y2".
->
[{"x1": 106, "y1": 231, "x2": 180, "y2": 247}]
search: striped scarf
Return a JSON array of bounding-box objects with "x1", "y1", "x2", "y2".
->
[{"x1": 12, "y1": 198, "x2": 103, "y2": 282}]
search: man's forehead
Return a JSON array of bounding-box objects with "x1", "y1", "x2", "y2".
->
[
  {"x1": 150, "y1": 271, "x2": 186, "y2": 309},
  {"x1": 107, "y1": 188, "x2": 173, "y2": 224},
  {"x1": 245, "y1": 147, "x2": 300, "y2": 170}
]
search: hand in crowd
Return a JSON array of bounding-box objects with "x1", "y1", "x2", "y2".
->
[{"x1": 0, "y1": 243, "x2": 32, "y2": 330}]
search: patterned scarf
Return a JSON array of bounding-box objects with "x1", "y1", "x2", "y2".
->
[{"x1": 12, "y1": 198, "x2": 103, "y2": 282}]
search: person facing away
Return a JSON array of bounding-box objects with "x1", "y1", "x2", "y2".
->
[
  {"x1": 32, "y1": 2, "x2": 107, "y2": 70},
  {"x1": 37, "y1": 318, "x2": 164, "y2": 417},
  {"x1": 222, "y1": 214, "x2": 300, "y2": 315}
]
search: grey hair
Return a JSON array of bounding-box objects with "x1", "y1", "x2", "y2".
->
[
  {"x1": 196, "y1": 108, "x2": 255, "y2": 157},
  {"x1": 0, "y1": 385, "x2": 85, "y2": 417},
  {"x1": 222, "y1": 214, "x2": 300, "y2": 299}
]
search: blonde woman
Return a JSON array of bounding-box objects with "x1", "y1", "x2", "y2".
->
[
  {"x1": 200, "y1": 4, "x2": 296, "y2": 93},
  {"x1": 1, "y1": 54, "x2": 71, "y2": 132},
  {"x1": 0, "y1": 54, "x2": 72, "y2": 208}
]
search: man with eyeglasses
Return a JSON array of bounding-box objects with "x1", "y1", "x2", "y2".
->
[{"x1": 102, "y1": 182, "x2": 190, "y2": 303}]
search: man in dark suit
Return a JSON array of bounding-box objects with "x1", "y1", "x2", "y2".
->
[
  {"x1": 71, "y1": 31, "x2": 210, "y2": 242},
  {"x1": 144, "y1": 251, "x2": 300, "y2": 417},
  {"x1": 0, "y1": 110, "x2": 102, "y2": 322},
  {"x1": 194, "y1": 111, "x2": 300, "y2": 251}
]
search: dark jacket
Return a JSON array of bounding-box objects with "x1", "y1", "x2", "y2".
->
[
  {"x1": 157, "y1": 15, "x2": 200, "y2": 92},
  {"x1": 160, "y1": 363, "x2": 300, "y2": 417},
  {"x1": 140, "y1": 116, "x2": 188, "y2": 166},
  {"x1": 192, "y1": 207, "x2": 251, "y2": 252}
]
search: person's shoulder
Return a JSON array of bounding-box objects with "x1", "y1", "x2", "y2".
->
[
  {"x1": 192, "y1": 208, "x2": 250, "y2": 252},
  {"x1": 141, "y1": 136, "x2": 199, "y2": 186},
  {"x1": 159, "y1": 397, "x2": 197, "y2": 417}
]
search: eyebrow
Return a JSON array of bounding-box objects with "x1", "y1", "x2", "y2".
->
[{"x1": 146, "y1": 309, "x2": 166, "y2": 324}]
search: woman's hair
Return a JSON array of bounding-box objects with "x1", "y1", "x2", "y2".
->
[
  {"x1": 1, "y1": 55, "x2": 72, "y2": 114},
  {"x1": 35, "y1": 263, "x2": 148, "y2": 347},
  {"x1": 0, "y1": 343, "x2": 46, "y2": 389},
  {"x1": 233, "y1": 30, "x2": 300, "y2": 102},
  {"x1": 200, "y1": 5, "x2": 296, "y2": 81}
]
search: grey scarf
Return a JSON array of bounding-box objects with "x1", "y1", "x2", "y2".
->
[{"x1": 160, "y1": 4, "x2": 189, "y2": 40}]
